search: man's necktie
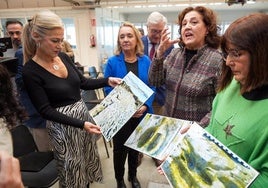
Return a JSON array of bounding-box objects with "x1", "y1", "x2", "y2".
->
[{"x1": 149, "y1": 43, "x2": 156, "y2": 60}]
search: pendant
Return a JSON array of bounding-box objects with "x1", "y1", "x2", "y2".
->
[{"x1": 52, "y1": 64, "x2": 59, "y2": 70}]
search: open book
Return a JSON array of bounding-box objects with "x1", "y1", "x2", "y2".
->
[
  {"x1": 89, "y1": 71, "x2": 154, "y2": 142},
  {"x1": 124, "y1": 113, "x2": 190, "y2": 160},
  {"x1": 125, "y1": 114, "x2": 259, "y2": 188}
]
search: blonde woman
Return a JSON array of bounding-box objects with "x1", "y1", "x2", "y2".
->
[
  {"x1": 104, "y1": 22, "x2": 155, "y2": 188},
  {"x1": 22, "y1": 10, "x2": 121, "y2": 187}
]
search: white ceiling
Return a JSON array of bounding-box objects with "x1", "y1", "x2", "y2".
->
[{"x1": 0, "y1": 0, "x2": 267, "y2": 13}]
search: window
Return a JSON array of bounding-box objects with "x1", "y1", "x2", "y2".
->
[{"x1": 62, "y1": 18, "x2": 76, "y2": 49}]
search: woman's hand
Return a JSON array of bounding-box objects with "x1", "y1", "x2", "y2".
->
[
  {"x1": 155, "y1": 155, "x2": 169, "y2": 175},
  {"x1": 0, "y1": 151, "x2": 24, "y2": 188},
  {"x1": 84, "y1": 122, "x2": 101, "y2": 134},
  {"x1": 157, "y1": 165, "x2": 164, "y2": 175},
  {"x1": 156, "y1": 27, "x2": 180, "y2": 58},
  {"x1": 133, "y1": 105, "x2": 147, "y2": 118},
  {"x1": 108, "y1": 77, "x2": 122, "y2": 87}
]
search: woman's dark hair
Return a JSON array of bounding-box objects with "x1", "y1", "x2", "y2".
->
[
  {"x1": 177, "y1": 6, "x2": 221, "y2": 49},
  {"x1": 218, "y1": 13, "x2": 268, "y2": 93},
  {"x1": 0, "y1": 64, "x2": 27, "y2": 129}
]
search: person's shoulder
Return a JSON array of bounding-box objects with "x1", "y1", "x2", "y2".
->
[
  {"x1": 139, "y1": 54, "x2": 150, "y2": 62},
  {"x1": 202, "y1": 48, "x2": 223, "y2": 68},
  {"x1": 58, "y1": 51, "x2": 69, "y2": 59},
  {"x1": 141, "y1": 36, "x2": 146, "y2": 39},
  {"x1": 15, "y1": 47, "x2": 23, "y2": 54},
  {"x1": 23, "y1": 59, "x2": 34, "y2": 67},
  {"x1": 22, "y1": 61, "x2": 42, "y2": 82},
  {"x1": 210, "y1": 49, "x2": 223, "y2": 62},
  {"x1": 141, "y1": 36, "x2": 147, "y2": 43},
  {"x1": 58, "y1": 52, "x2": 74, "y2": 65},
  {"x1": 203, "y1": 47, "x2": 222, "y2": 59},
  {"x1": 108, "y1": 54, "x2": 121, "y2": 62},
  {"x1": 205, "y1": 46, "x2": 221, "y2": 54},
  {"x1": 169, "y1": 47, "x2": 182, "y2": 54},
  {"x1": 23, "y1": 59, "x2": 36, "y2": 72},
  {"x1": 14, "y1": 48, "x2": 23, "y2": 57}
]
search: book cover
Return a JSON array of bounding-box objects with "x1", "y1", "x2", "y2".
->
[
  {"x1": 124, "y1": 113, "x2": 192, "y2": 160},
  {"x1": 89, "y1": 71, "x2": 154, "y2": 142},
  {"x1": 161, "y1": 122, "x2": 259, "y2": 188},
  {"x1": 125, "y1": 114, "x2": 259, "y2": 188}
]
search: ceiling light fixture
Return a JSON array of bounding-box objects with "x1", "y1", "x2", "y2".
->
[{"x1": 225, "y1": 0, "x2": 256, "y2": 6}]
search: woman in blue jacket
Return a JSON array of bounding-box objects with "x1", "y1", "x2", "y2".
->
[{"x1": 104, "y1": 22, "x2": 154, "y2": 188}]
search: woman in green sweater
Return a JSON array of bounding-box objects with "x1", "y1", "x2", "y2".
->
[{"x1": 206, "y1": 13, "x2": 268, "y2": 187}]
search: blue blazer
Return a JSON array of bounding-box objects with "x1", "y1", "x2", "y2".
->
[{"x1": 104, "y1": 52, "x2": 155, "y2": 114}]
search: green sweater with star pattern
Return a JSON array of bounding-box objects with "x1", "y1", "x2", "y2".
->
[{"x1": 206, "y1": 79, "x2": 268, "y2": 187}]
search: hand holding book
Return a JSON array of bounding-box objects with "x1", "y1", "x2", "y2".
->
[{"x1": 125, "y1": 114, "x2": 259, "y2": 188}]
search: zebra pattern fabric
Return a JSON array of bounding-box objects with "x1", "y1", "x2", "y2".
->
[{"x1": 47, "y1": 99, "x2": 103, "y2": 187}]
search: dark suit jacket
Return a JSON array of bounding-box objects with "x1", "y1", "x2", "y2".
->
[
  {"x1": 15, "y1": 47, "x2": 46, "y2": 128},
  {"x1": 141, "y1": 35, "x2": 174, "y2": 106},
  {"x1": 141, "y1": 36, "x2": 173, "y2": 58}
]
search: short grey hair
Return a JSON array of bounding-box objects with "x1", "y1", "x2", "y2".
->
[{"x1": 146, "y1": 11, "x2": 167, "y2": 26}]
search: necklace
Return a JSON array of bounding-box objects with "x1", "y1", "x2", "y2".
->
[
  {"x1": 52, "y1": 64, "x2": 60, "y2": 70},
  {"x1": 125, "y1": 57, "x2": 137, "y2": 63},
  {"x1": 33, "y1": 55, "x2": 61, "y2": 71}
]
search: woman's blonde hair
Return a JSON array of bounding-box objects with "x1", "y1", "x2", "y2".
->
[
  {"x1": 114, "y1": 22, "x2": 144, "y2": 56},
  {"x1": 23, "y1": 10, "x2": 64, "y2": 63}
]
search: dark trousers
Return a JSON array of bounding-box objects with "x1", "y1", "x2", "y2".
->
[{"x1": 113, "y1": 118, "x2": 140, "y2": 181}]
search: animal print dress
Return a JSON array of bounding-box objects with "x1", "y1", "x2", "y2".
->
[{"x1": 47, "y1": 99, "x2": 103, "y2": 187}]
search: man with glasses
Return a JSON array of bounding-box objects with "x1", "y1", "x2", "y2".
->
[
  {"x1": 142, "y1": 11, "x2": 174, "y2": 115},
  {"x1": 4, "y1": 20, "x2": 23, "y2": 57},
  {"x1": 140, "y1": 11, "x2": 174, "y2": 167}
]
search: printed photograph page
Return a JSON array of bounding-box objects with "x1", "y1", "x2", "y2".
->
[
  {"x1": 89, "y1": 71, "x2": 154, "y2": 142},
  {"x1": 124, "y1": 113, "x2": 193, "y2": 160},
  {"x1": 161, "y1": 123, "x2": 259, "y2": 188}
]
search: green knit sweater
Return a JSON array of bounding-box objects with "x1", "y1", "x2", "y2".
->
[{"x1": 206, "y1": 79, "x2": 268, "y2": 187}]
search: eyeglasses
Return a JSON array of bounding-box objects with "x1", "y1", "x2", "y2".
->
[
  {"x1": 149, "y1": 29, "x2": 162, "y2": 35},
  {"x1": 222, "y1": 48, "x2": 242, "y2": 61},
  {"x1": 7, "y1": 31, "x2": 22, "y2": 36}
]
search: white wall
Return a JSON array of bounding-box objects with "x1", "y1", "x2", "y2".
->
[
  {"x1": 95, "y1": 8, "x2": 125, "y2": 70},
  {"x1": 55, "y1": 9, "x2": 99, "y2": 70}
]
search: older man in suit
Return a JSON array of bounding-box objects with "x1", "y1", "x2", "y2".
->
[
  {"x1": 140, "y1": 11, "x2": 174, "y2": 166},
  {"x1": 141, "y1": 12, "x2": 174, "y2": 114}
]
